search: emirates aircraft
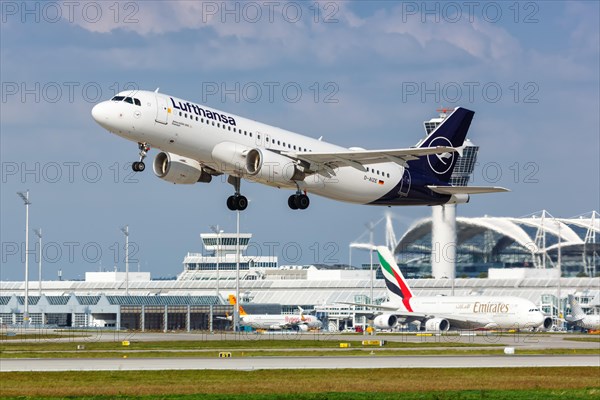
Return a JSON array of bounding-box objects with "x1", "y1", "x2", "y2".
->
[
  {"x1": 350, "y1": 247, "x2": 553, "y2": 331},
  {"x1": 91, "y1": 89, "x2": 506, "y2": 210}
]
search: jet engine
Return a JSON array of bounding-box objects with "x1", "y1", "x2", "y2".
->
[
  {"x1": 245, "y1": 148, "x2": 305, "y2": 183},
  {"x1": 424, "y1": 318, "x2": 450, "y2": 332},
  {"x1": 373, "y1": 314, "x2": 397, "y2": 330},
  {"x1": 153, "y1": 152, "x2": 212, "y2": 184},
  {"x1": 211, "y1": 142, "x2": 305, "y2": 184},
  {"x1": 542, "y1": 316, "x2": 553, "y2": 330},
  {"x1": 296, "y1": 324, "x2": 309, "y2": 332}
]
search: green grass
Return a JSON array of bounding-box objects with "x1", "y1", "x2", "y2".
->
[
  {"x1": 1, "y1": 389, "x2": 599, "y2": 400},
  {"x1": 1, "y1": 368, "x2": 598, "y2": 398}
]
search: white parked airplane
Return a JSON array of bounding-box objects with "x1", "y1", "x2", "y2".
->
[
  {"x1": 348, "y1": 246, "x2": 552, "y2": 331},
  {"x1": 566, "y1": 294, "x2": 600, "y2": 331},
  {"x1": 226, "y1": 295, "x2": 322, "y2": 331},
  {"x1": 91, "y1": 90, "x2": 507, "y2": 210}
]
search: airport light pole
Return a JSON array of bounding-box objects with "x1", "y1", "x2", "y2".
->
[
  {"x1": 235, "y1": 211, "x2": 240, "y2": 332},
  {"x1": 120, "y1": 225, "x2": 129, "y2": 295},
  {"x1": 34, "y1": 228, "x2": 42, "y2": 296},
  {"x1": 368, "y1": 222, "x2": 375, "y2": 304},
  {"x1": 17, "y1": 191, "x2": 31, "y2": 325}
]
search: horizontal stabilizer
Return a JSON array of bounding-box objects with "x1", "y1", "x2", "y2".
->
[{"x1": 428, "y1": 186, "x2": 510, "y2": 195}]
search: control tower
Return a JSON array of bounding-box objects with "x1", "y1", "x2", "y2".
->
[{"x1": 424, "y1": 109, "x2": 479, "y2": 279}]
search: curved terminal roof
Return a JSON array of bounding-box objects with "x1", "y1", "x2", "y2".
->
[{"x1": 396, "y1": 211, "x2": 599, "y2": 255}]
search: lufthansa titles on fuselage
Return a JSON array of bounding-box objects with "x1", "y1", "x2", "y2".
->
[{"x1": 170, "y1": 97, "x2": 237, "y2": 126}]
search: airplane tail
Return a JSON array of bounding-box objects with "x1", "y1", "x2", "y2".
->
[
  {"x1": 228, "y1": 294, "x2": 248, "y2": 316},
  {"x1": 376, "y1": 246, "x2": 414, "y2": 312},
  {"x1": 409, "y1": 107, "x2": 474, "y2": 183},
  {"x1": 567, "y1": 294, "x2": 586, "y2": 321}
]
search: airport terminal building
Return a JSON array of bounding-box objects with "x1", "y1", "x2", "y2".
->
[{"x1": 1, "y1": 229, "x2": 599, "y2": 331}]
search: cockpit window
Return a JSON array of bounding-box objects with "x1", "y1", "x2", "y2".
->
[{"x1": 111, "y1": 96, "x2": 141, "y2": 106}]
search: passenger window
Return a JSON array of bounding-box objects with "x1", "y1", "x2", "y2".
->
[
  {"x1": 293, "y1": 145, "x2": 296, "y2": 150},
  {"x1": 228, "y1": 126, "x2": 231, "y2": 131},
  {"x1": 233, "y1": 128, "x2": 236, "y2": 133},
  {"x1": 249, "y1": 132, "x2": 252, "y2": 137},
  {"x1": 195, "y1": 116, "x2": 198, "y2": 121},
  {"x1": 179, "y1": 112, "x2": 182, "y2": 116},
  {"x1": 217, "y1": 123, "x2": 220, "y2": 128},
  {"x1": 257, "y1": 134, "x2": 260, "y2": 139}
]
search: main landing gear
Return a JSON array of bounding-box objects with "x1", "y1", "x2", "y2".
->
[
  {"x1": 227, "y1": 176, "x2": 248, "y2": 211},
  {"x1": 132, "y1": 142, "x2": 150, "y2": 172},
  {"x1": 288, "y1": 191, "x2": 310, "y2": 210}
]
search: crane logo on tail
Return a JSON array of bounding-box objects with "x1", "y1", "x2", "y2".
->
[{"x1": 426, "y1": 136, "x2": 454, "y2": 175}]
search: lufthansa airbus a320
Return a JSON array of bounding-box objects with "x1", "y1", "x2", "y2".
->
[{"x1": 92, "y1": 89, "x2": 506, "y2": 211}]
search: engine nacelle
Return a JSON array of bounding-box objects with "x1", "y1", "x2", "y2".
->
[
  {"x1": 296, "y1": 324, "x2": 309, "y2": 332},
  {"x1": 374, "y1": 314, "x2": 397, "y2": 330},
  {"x1": 153, "y1": 152, "x2": 212, "y2": 184},
  {"x1": 211, "y1": 141, "x2": 253, "y2": 175},
  {"x1": 424, "y1": 318, "x2": 450, "y2": 332},
  {"x1": 542, "y1": 316, "x2": 553, "y2": 330},
  {"x1": 245, "y1": 148, "x2": 305, "y2": 184}
]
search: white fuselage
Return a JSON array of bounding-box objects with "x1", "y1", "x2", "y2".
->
[
  {"x1": 573, "y1": 315, "x2": 600, "y2": 331},
  {"x1": 387, "y1": 296, "x2": 549, "y2": 330},
  {"x1": 91, "y1": 90, "x2": 412, "y2": 205}
]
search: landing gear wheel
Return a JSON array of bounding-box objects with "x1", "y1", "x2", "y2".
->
[
  {"x1": 236, "y1": 196, "x2": 248, "y2": 211},
  {"x1": 227, "y1": 196, "x2": 237, "y2": 211},
  {"x1": 288, "y1": 195, "x2": 299, "y2": 210},
  {"x1": 295, "y1": 194, "x2": 310, "y2": 210},
  {"x1": 227, "y1": 195, "x2": 248, "y2": 211},
  {"x1": 132, "y1": 161, "x2": 146, "y2": 172}
]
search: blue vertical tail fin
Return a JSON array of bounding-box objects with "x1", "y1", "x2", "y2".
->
[{"x1": 409, "y1": 107, "x2": 474, "y2": 183}]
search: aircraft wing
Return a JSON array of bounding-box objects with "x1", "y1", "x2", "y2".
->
[
  {"x1": 428, "y1": 186, "x2": 510, "y2": 195},
  {"x1": 282, "y1": 146, "x2": 456, "y2": 174}
]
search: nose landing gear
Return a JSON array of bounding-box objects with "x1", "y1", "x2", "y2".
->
[{"x1": 132, "y1": 142, "x2": 150, "y2": 172}]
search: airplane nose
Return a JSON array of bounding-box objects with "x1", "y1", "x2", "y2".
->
[{"x1": 91, "y1": 101, "x2": 110, "y2": 125}]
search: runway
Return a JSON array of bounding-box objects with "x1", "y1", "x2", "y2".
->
[{"x1": 2, "y1": 355, "x2": 598, "y2": 372}]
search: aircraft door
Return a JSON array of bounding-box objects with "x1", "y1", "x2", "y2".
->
[
  {"x1": 155, "y1": 95, "x2": 169, "y2": 124},
  {"x1": 255, "y1": 131, "x2": 264, "y2": 147},
  {"x1": 398, "y1": 169, "x2": 411, "y2": 197}
]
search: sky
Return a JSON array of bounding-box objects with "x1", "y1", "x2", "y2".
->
[{"x1": 1, "y1": 1, "x2": 598, "y2": 281}]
